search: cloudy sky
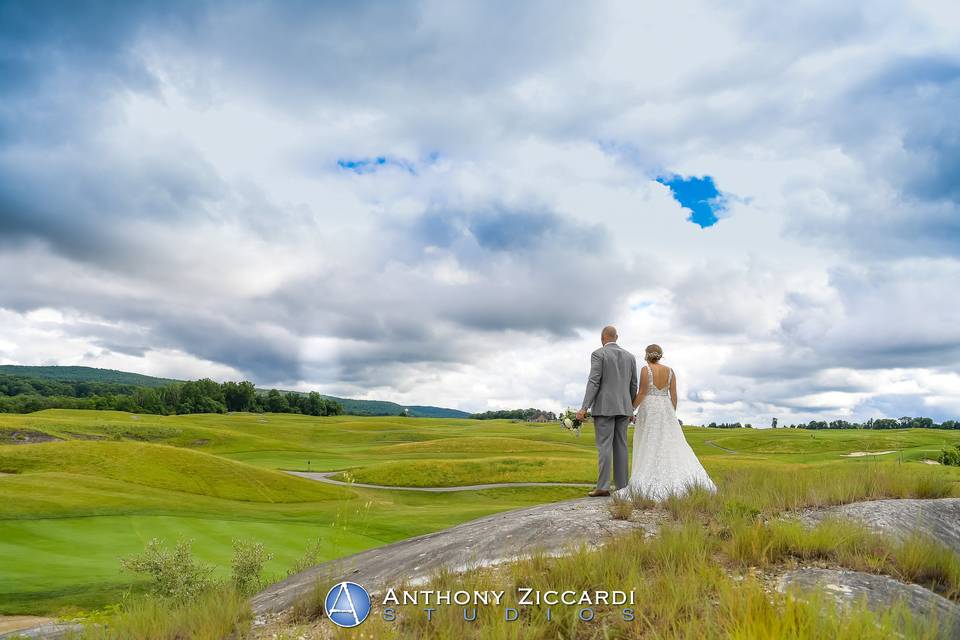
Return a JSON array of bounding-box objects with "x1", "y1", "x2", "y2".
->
[{"x1": 1, "y1": 1, "x2": 959, "y2": 423}]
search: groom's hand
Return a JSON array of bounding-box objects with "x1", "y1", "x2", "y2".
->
[{"x1": 576, "y1": 409, "x2": 587, "y2": 421}]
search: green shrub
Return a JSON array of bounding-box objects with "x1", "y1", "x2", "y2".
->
[
  {"x1": 938, "y1": 444, "x2": 960, "y2": 466},
  {"x1": 120, "y1": 539, "x2": 213, "y2": 602},
  {"x1": 231, "y1": 538, "x2": 273, "y2": 594}
]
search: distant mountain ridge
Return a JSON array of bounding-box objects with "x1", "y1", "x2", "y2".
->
[{"x1": 0, "y1": 365, "x2": 470, "y2": 418}]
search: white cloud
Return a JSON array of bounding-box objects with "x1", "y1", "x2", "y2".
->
[{"x1": 1, "y1": 1, "x2": 958, "y2": 421}]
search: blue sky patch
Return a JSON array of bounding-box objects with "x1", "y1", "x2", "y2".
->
[
  {"x1": 657, "y1": 175, "x2": 726, "y2": 228},
  {"x1": 337, "y1": 155, "x2": 416, "y2": 175}
]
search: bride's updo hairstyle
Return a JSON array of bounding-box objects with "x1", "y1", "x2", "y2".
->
[{"x1": 645, "y1": 344, "x2": 664, "y2": 363}]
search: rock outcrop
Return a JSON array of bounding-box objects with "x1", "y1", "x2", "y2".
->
[
  {"x1": 800, "y1": 498, "x2": 960, "y2": 554},
  {"x1": 779, "y1": 568, "x2": 960, "y2": 639},
  {"x1": 251, "y1": 497, "x2": 658, "y2": 615}
]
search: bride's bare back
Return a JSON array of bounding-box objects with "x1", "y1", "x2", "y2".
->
[
  {"x1": 634, "y1": 360, "x2": 678, "y2": 409},
  {"x1": 648, "y1": 362, "x2": 672, "y2": 390}
]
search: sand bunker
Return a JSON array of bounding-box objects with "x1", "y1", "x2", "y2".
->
[
  {"x1": 921, "y1": 459, "x2": 942, "y2": 465},
  {"x1": 844, "y1": 450, "x2": 896, "y2": 457}
]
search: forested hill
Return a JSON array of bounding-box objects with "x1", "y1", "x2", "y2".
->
[
  {"x1": 0, "y1": 365, "x2": 470, "y2": 418},
  {"x1": 0, "y1": 365, "x2": 177, "y2": 387}
]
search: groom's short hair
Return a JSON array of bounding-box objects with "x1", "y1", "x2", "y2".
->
[{"x1": 602, "y1": 325, "x2": 618, "y2": 340}]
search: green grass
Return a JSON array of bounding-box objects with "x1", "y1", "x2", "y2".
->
[
  {"x1": 281, "y1": 522, "x2": 939, "y2": 640},
  {"x1": 0, "y1": 440, "x2": 349, "y2": 502},
  {"x1": 1, "y1": 410, "x2": 959, "y2": 619},
  {"x1": 340, "y1": 456, "x2": 596, "y2": 487}
]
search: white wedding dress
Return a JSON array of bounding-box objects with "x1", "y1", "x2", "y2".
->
[{"x1": 615, "y1": 365, "x2": 717, "y2": 501}]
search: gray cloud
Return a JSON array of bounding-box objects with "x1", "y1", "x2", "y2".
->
[{"x1": 0, "y1": 141, "x2": 226, "y2": 264}]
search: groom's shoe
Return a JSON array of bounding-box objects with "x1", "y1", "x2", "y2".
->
[{"x1": 588, "y1": 488, "x2": 610, "y2": 497}]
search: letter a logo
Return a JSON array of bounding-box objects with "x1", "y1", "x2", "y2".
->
[{"x1": 324, "y1": 581, "x2": 371, "y2": 628}]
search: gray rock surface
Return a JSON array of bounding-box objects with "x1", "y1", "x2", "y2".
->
[
  {"x1": 800, "y1": 498, "x2": 960, "y2": 554},
  {"x1": 778, "y1": 568, "x2": 960, "y2": 638},
  {"x1": 0, "y1": 622, "x2": 84, "y2": 639},
  {"x1": 288, "y1": 470, "x2": 593, "y2": 492},
  {"x1": 251, "y1": 497, "x2": 658, "y2": 615}
]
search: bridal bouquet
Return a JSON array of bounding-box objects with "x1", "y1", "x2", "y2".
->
[{"x1": 559, "y1": 408, "x2": 583, "y2": 437}]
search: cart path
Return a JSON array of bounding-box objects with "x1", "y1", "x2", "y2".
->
[
  {"x1": 286, "y1": 470, "x2": 593, "y2": 492},
  {"x1": 704, "y1": 440, "x2": 738, "y2": 454}
]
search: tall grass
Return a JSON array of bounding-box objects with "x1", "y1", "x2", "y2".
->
[
  {"x1": 669, "y1": 460, "x2": 957, "y2": 522},
  {"x1": 295, "y1": 523, "x2": 934, "y2": 640},
  {"x1": 724, "y1": 518, "x2": 960, "y2": 599},
  {"x1": 78, "y1": 586, "x2": 252, "y2": 640}
]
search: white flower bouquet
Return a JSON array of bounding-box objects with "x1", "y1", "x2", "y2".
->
[{"x1": 559, "y1": 408, "x2": 584, "y2": 437}]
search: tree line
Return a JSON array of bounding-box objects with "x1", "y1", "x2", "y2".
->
[
  {"x1": 705, "y1": 422, "x2": 754, "y2": 429},
  {"x1": 784, "y1": 417, "x2": 959, "y2": 430},
  {"x1": 468, "y1": 408, "x2": 558, "y2": 421},
  {"x1": 0, "y1": 373, "x2": 342, "y2": 416},
  {"x1": 702, "y1": 417, "x2": 959, "y2": 430}
]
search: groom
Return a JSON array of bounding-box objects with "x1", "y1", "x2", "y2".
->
[{"x1": 577, "y1": 325, "x2": 638, "y2": 497}]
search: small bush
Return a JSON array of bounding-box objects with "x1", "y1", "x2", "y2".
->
[
  {"x1": 120, "y1": 539, "x2": 213, "y2": 602},
  {"x1": 938, "y1": 445, "x2": 960, "y2": 466},
  {"x1": 231, "y1": 539, "x2": 273, "y2": 594}
]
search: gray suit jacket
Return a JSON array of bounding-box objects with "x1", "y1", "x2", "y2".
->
[{"x1": 580, "y1": 342, "x2": 639, "y2": 417}]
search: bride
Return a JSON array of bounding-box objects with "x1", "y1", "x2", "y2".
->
[{"x1": 616, "y1": 344, "x2": 717, "y2": 501}]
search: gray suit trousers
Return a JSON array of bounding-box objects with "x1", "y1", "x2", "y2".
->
[{"x1": 594, "y1": 415, "x2": 629, "y2": 490}]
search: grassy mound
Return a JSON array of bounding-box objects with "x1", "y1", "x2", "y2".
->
[{"x1": 0, "y1": 440, "x2": 348, "y2": 503}]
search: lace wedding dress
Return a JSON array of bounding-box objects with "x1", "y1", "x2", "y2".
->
[{"x1": 615, "y1": 365, "x2": 717, "y2": 501}]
